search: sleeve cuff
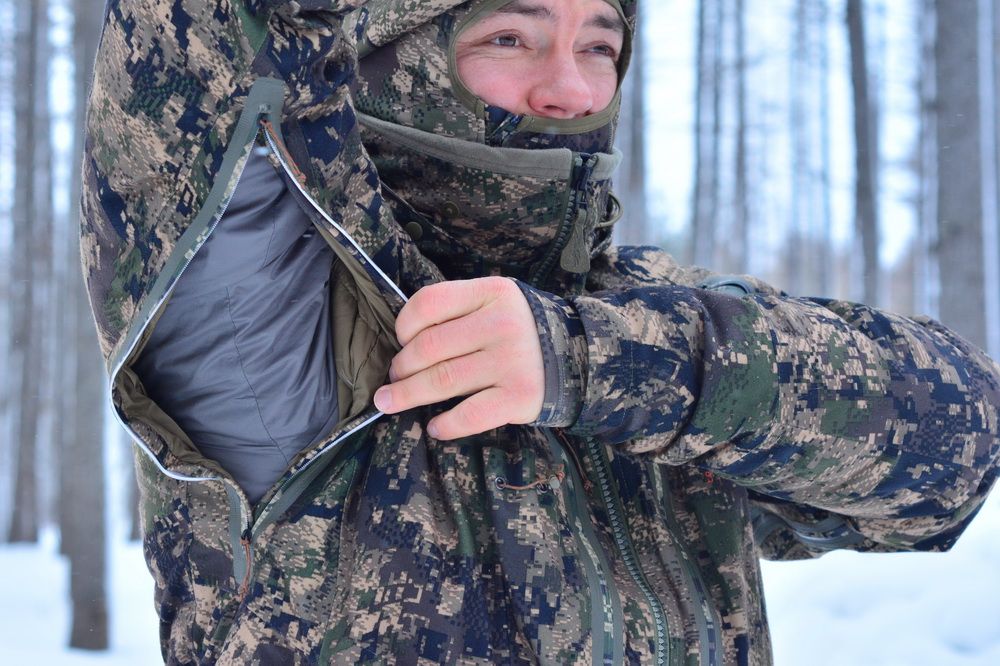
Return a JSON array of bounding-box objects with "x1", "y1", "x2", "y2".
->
[{"x1": 513, "y1": 280, "x2": 588, "y2": 428}]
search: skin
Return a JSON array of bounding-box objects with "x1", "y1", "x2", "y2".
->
[
  {"x1": 374, "y1": 0, "x2": 625, "y2": 439},
  {"x1": 454, "y1": 0, "x2": 625, "y2": 118}
]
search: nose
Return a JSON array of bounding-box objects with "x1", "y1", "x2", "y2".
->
[{"x1": 525, "y1": 52, "x2": 595, "y2": 119}]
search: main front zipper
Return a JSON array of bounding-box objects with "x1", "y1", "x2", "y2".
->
[
  {"x1": 651, "y1": 469, "x2": 721, "y2": 666},
  {"x1": 584, "y1": 436, "x2": 671, "y2": 666},
  {"x1": 546, "y1": 429, "x2": 625, "y2": 666}
]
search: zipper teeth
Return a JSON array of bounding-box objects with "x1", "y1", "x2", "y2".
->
[
  {"x1": 110, "y1": 124, "x2": 263, "y2": 485},
  {"x1": 261, "y1": 122, "x2": 408, "y2": 304},
  {"x1": 248, "y1": 121, "x2": 402, "y2": 532},
  {"x1": 655, "y1": 470, "x2": 719, "y2": 666},
  {"x1": 548, "y1": 430, "x2": 617, "y2": 663},
  {"x1": 651, "y1": 472, "x2": 718, "y2": 666},
  {"x1": 587, "y1": 438, "x2": 669, "y2": 666},
  {"x1": 249, "y1": 410, "x2": 384, "y2": 534},
  {"x1": 530, "y1": 154, "x2": 594, "y2": 286}
]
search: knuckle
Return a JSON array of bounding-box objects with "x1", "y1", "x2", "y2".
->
[
  {"x1": 430, "y1": 361, "x2": 459, "y2": 392},
  {"x1": 416, "y1": 326, "x2": 443, "y2": 359},
  {"x1": 413, "y1": 285, "x2": 443, "y2": 319},
  {"x1": 493, "y1": 312, "x2": 522, "y2": 338},
  {"x1": 391, "y1": 350, "x2": 415, "y2": 379},
  {"x1": 458, "y1": 398, "x2": 491, "y2": 429},
  {"x1": 476, "y1": 276, "x2": 506, "y2": 300},
  {"x1": 509, "y1": 375, "x2": 539, "y2": 399},
  {"x1": 390, "y1": 381, "x2": 412, "y2": 408}
]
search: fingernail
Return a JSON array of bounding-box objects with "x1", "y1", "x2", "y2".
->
[
  {"x1": 374, "y1": 386, "x2": 392, "y2": 412},
  {"x1": 427, "y1": 421, "x2": 441, "y2": 439}
]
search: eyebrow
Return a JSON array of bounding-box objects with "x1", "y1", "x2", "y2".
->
[{"x1": 496, "y1": 1, "x2": 626, "y2": 35}]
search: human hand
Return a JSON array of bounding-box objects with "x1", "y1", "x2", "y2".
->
[{"x1": 373, "y1": 277, "x2": 545, "y2": 440}]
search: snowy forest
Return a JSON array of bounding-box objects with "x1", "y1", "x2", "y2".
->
[{"x1": 1, "y1": 0, "x2": 998, "y2": 664}]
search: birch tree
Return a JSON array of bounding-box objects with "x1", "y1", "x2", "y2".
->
[{"x1": 817, "y1": 0, "x2": 833, "y2": 295}]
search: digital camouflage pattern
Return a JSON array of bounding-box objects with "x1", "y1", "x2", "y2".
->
[{"x1": 81, "y1": 1, "x2": 1000, "y2": 665}]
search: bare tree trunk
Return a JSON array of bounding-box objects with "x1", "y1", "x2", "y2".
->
[
  {"x1": 614, "y1": 19, "x2": 648, "y2": 245},
  {"x1": 981, "y1": 0, "x2": 1000, "y2": 355},
  {"x1": 8, "y1": 0, "x2": 43, "y2": 545},
  {"x1": 733, "y1": 0, "x2": 749, "y2": 274},
  {"x1": 690, "y1": 0, "x2": 708, "y2": 265},
  {"x1": 0, "y1": 0, "x2": 15, "y2": 540},
  {"x1": 846, "y1": 0, "x2": 880, "y2": 306},
  {"x1": 690, "y1": 0, "x2": 720, "y2": 267},
  {"x1": 935, "y1": 0, "x2": 987, "y2": 349},
  {"x1": 995, "y1": 0, "x2": 1000, "y2": 245},
  {"x1": 915, "y1": 0, "x2": 939, "y2": 318},
  {"x1": 995, "y1": 0, "x2": 1000, "y2": 342},
  {"x1": 61, "y1": 0, "x2": 109, "y2": 649},
  {"x1": 35, "y1": 0, "x2": 56, "y2": 529},
  {"x1": 789, "y1": 0, "x2": 809, "y2": 293},
  {"x1": 708, "y1": 0, "x2": 723, "y2": 269},
  {"x1": 818, "y1": 0, "x2": 833, "y2": 296}
]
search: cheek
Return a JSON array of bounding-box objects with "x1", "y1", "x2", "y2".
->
[
  {"x1": 456, "y1": 57, "x2": 532, "y2": 114},
  {"x1": 588, "y1": 67, "x2": 620, "y2": 113}
]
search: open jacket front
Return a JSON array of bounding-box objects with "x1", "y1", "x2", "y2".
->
[{"x1": 81, "y1": 1, "x2": 1000, "y2": 664}]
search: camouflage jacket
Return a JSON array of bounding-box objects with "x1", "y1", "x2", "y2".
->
[{"x1": 81, "y1": 1, "x2": 1000, "y2": 665}]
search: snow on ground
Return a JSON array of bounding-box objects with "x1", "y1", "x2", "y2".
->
[
  {"x1": 762, "y1": 487, "x2": 1000, "y2": 666},
  {"x1": 0, "y1": 489, "x2": 998, "y2": 664},
  {"x1": 0, "y1": 528, "x2": 160, "y2": 665}
]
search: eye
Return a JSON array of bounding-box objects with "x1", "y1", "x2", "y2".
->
[
  {"x1": 490, "y1": 33, "x2": 521, "y2": 48},
  {"x1": 585, "y1": 43, "x2": 619, "y2": 61}
]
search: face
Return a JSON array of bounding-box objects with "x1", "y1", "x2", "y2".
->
[{"x1": 455, "y1": 0, "x2": 626, "y2": 120}]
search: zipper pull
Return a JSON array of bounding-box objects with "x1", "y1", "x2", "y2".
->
[
  {"x1": 239, "y1": 527, "x2": 253, "y2": 601},
  {"x1": 559, "y1": 207, "x2": 592, "y2": 274},
  {"x1": 555, "y1": 428, "x2": 593, "y2": 493},
  {"x1": 487, "y1": 112, "x2": 525, "y2": 146},
  {"x1": 559, "y1": 155, "x2": 599, "y2": 274}
]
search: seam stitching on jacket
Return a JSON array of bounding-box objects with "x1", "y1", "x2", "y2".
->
[{"x1": 225, "y1": 287, "x2": 290, "y2": 465}]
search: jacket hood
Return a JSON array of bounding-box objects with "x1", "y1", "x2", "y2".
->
[
  {"x1": 346, "y1": 0, "x2": 635, "y2": 152},
  {"x1": 346, "y1": 0, "x2": 635, "y2": 292}
]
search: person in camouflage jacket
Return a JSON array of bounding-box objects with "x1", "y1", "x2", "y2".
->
[{"x1": 81, "y1": 0, "x2": 1000, "y2": 664}]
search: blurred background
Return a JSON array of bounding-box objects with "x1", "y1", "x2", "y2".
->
[{"x1": 0, "y1": 0, "x2": 998, "y2": 664}]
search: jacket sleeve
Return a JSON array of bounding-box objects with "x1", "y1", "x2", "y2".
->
[{"x1": 516, "y1": 245, "x2": 1000, "y2": 558}]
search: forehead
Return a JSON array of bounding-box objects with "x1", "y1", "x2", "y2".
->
[{"x1": 492, "y1": 0, "x2": 626, "y2": 33}]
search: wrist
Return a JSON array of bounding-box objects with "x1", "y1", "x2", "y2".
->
[{"x1": 512, "y1": 280, "x2": 587, "y2": 428}]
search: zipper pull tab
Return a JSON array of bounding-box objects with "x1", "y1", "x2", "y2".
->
[
  {"x1": 239, "y1": 527, "x2": 253, "y2": 601},
  {"x1": 559, "y1": 207, "x2": 592, "y2": 274},
  {"x1": 559, "y1": 155, "x2": 599, "y2": 274}
]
